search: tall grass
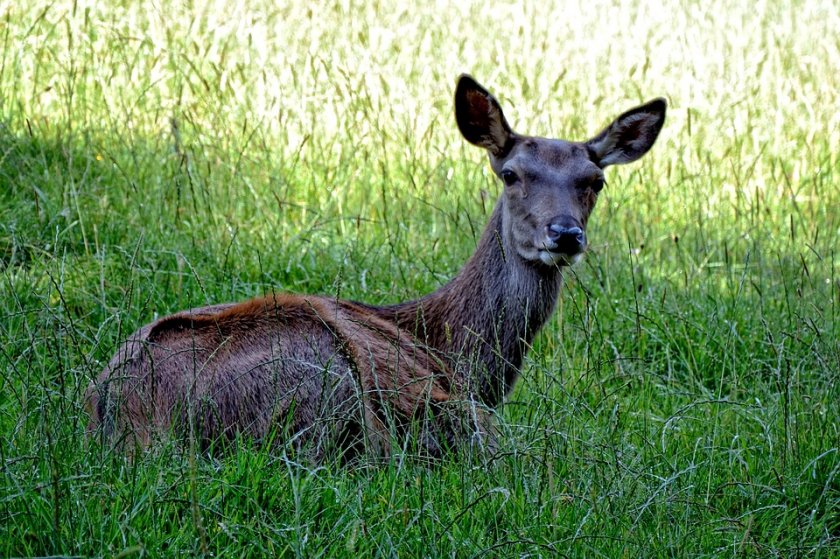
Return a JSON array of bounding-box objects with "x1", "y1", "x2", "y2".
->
[{"x1": 1, "y1": 0, "x2": 838, "y2": 556}]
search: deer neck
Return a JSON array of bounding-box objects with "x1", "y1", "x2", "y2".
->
[{"x1": 383, "y1": 198, "x2": 564, "y2": 408}]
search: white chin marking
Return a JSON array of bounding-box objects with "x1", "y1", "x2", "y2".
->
[{"x1": 539, "y1": 251, "x2": 583, "y2": 266}]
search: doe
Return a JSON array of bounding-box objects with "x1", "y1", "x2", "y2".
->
[{"x1": 86, "y1": 75, "x2": 666, "y2": 460}]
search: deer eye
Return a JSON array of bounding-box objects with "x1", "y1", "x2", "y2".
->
[{"x1": 500, "y1": 169, "x2": 518, "y2": 186}]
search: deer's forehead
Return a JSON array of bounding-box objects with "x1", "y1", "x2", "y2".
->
[{"x1": 509, "y1": 138, "x2": 594, "y2": 172}]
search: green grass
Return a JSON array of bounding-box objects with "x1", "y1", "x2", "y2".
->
[{"x1": 1, "y1": 0, "x2": 838, "y2": 556}]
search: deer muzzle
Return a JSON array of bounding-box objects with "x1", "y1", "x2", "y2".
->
[{"x1": 539, "y1": 223, "x2": 586, "y2": 266}]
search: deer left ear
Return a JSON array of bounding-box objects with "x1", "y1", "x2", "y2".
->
[
  {"x1": 455, "y1": 74, "x2": 515, "y2": 158},
  {"x1": 587, "y1": 98, "x2": 667, "y2": 167}
]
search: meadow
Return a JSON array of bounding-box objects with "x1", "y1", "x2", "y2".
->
[{"x1": 1, "y1": 0, "x2": 838, "y2": 556}]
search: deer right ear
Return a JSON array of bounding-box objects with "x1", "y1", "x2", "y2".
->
[
  {"x1": 586, "y1": 98, "x2": 667, "y2": 167},
  {"x1": 455, "y1": 75, "x2": 514, "y2": 157}
]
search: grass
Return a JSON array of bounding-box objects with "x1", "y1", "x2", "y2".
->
[{"x1": 1, "y1": 0, "x2": 838, "y2": 556}]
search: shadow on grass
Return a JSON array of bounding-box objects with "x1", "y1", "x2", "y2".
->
[{"x1": 0, "y1": 119, "x2": 838, "y2": 557}]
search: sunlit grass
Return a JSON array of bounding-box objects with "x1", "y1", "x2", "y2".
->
[{"x1": 1, "y1": 0, "x2": 838, "y2": 556}]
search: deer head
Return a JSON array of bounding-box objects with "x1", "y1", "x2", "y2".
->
[{"x1": 455, "y1": 75, "x2": 666, "y2": 266}]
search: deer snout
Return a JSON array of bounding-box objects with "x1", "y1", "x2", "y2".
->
[
  {"x1": 537, "y1": 222, "x2": 586, "y2": 266},
  {"x1": 545, "y1": 224, "x2": 586, "y2": 255}
]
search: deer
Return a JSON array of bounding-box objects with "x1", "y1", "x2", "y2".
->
[{"x1": 85, "y1": 75, "x2": 666, "y2": 462}]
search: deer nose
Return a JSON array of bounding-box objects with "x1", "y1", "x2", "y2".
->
[{"x1": 546, "y1": 224, "x2": 585, "y2": 254}]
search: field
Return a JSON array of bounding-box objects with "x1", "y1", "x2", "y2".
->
[{"x1": 1, "y1": 0, "x2": 838, "y2": 556}]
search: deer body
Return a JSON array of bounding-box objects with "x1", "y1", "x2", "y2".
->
[{"x1": 86, "y1": 76, "x2": 666, "y2": 459}]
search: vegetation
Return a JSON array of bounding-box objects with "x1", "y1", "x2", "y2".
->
[{"x1": 1, "y1": 0, "x2": 837, "y2": 556}]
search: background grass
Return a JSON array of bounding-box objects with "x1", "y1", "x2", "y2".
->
[{"x1": 1, "y1": 0, "x2": 838, "y2": 556}]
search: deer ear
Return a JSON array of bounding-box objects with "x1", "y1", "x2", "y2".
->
[
  {"x1": 455, "y1": 75, "x2": 514, "y2": 157},
  {"x1": 587, "y1": 98, "x2": 667, "y2": 167}
]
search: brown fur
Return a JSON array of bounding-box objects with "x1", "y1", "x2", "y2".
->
[{"x1": 86, "y1": 75, "x2": 666, "y2": 460}]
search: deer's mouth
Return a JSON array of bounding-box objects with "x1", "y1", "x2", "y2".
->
[{"x1": 538, "y1": 248, "x2": 585, "y2": 266}]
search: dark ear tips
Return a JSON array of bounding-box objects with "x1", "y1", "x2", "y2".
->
[
  {"x1": 645, "y1": 98, "x2": 668, "y2": 131},
  {"x1": 457, "y1": 73, "x2": 477, "y2": 89},
  {"x1": 456, "y1": 74, "x2": 484, "y2": 94},
  {"x1": 647, "y1": 97, "x2": 668, "y2": 114},
  {"x1": 639, "y1": 97, "x2": 667, "y2": 132},
  {"x1": 640, "y1": 97, "x2": 667, "y2": 142},
  {"x1": 621, "y1": 97, "x2": 667, "y2": 128}
]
